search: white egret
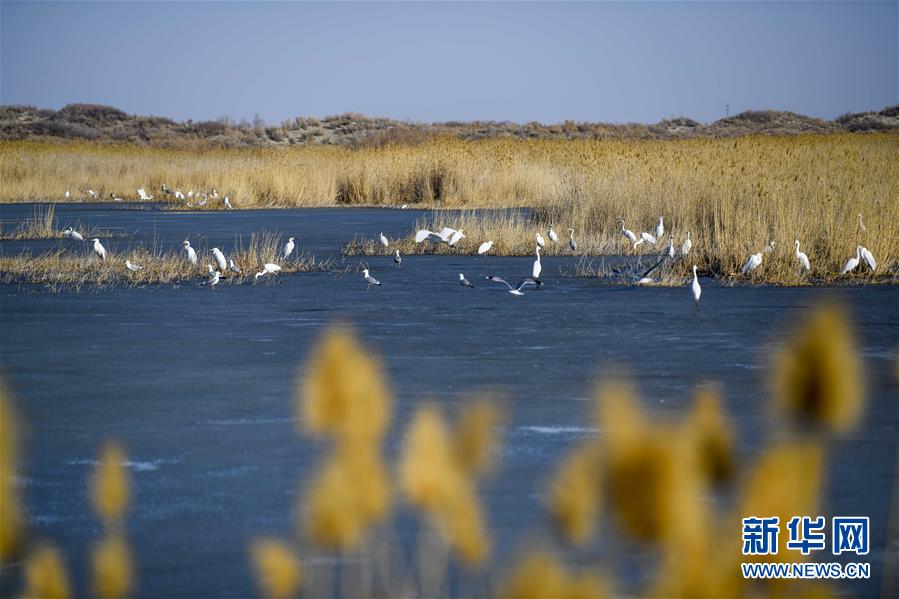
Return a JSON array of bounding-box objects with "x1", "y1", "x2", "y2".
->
[
  {"x1": 681, "y1": 231, "x2": 692, "y2": 257},
  {"x1": 87, "y1": 189, "x2": 98, "y2": 199},
  {"x1": 91, "y1": 238, "x2": 107, "y2": 260},
  {"x1": 859, "y1": 246, "x2": 877, "y2": 272},
  {"x1": 379, "y1": 232, "x2": 389, "y2": 248},
  {"x1": 187, "y1": 190, "x2": 195, "y2": 199},
  {"x1": 477, "y1": 240, "x2": 494, "y2": 259},
  {"x1": 211, "y1": 188, "x2": 219, "y2": 199},
  {"x1": 486, "y1": 275, "x2": 541, "y2": 296},
  {"x1": 254, "y1": 263, "x2": 282, "y2": 279},
  {"x1": 64, "y1": 190, "x2": 70, "y2": 199},
  {"x1": 532, "y1": 247, "x2": 542, "y2": 280},
  {"x1": 362, "y1": 268, "x2": 381, "y2": 287},
  {"x1": 448, "y1": 229, "x2": 465, "y2": 247},
  {"x1": 282, "y1": 237, "x2": 295, "y2": 259},
  {"x1": 415, "y1": 228, "x2": 454, "y2": 244},
  {"x1": 548, "y1": 225, "x2": 559, "y2": 243},
  {"x1": 63, "y1": 226, "x2": 84, "y2": 242},
  {"x1": 182, "y1": 240, "x2": 198, "y2": 265},
  {"x1": 223, "y1": 196, "x2": 233, "y2": 209},
  {"x1": 394, "y1": 250, "x2": 402, "y2": 267},
  {"x1": 137, "y1": 187, "x2": 153, "y2": 200},
  {"x1": 638, "y1": 231, "x2": 657, "y2": 246},
  {"x1": 619, "y1": 220, "x2": 638, "y2": 245},
  {"x1": 125, "y1": 260, "x2": 142, "y2": 272},
  {"x1": 401, "y1": 204, "x2": 408, "y2": 209},
  {"x1": 667, "y1": 236, "x2": 675, "y2": 259},
  {"x1": 174, "y1": 189, "x2": 185, "y2": 200},
  {"x1": 794, "y1": 240, "x2": 810, "y2": 272},
  {"x1": 655, "y1": 217, "x2": 664, "y2": 241},
  {"x1": 841, "y1": 246, "x2": 861, "y2": 275},
  {"x1": 568, "y1": 228, "x2": 577, "y2": 252},
  {"x1": 741, "y1": 252, "x2": 762, "y2": 275},
  {"x1": 535, "y1": 232, "x2": 545, "y2": 249},
  {"x1": 690, "y1": 265, "x2": 701, "y2": 307},
  {"x1": 764, "y1": 241, "x2": 777, "y2": 253},
  {"x1": 229, "y1": 259, "x2": 241, "y2": 274},
  {"x1": 857, "y1": 213, "x2": 867, "y2": 233},
  {"x1": 459, "y1": 273, "x2": 474, "y2": 288},
  {"x1": 211, "y1": 247, "x2": 227, "y2": 271}
]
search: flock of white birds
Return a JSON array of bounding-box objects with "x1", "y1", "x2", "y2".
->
[
  {"x1": 69, "y1": 186, "x2": 233, "y2": 209},
  {"x1": 56, "y1": 192, "x2": 880, "y2": 303}
]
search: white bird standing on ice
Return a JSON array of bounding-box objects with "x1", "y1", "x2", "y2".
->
[
  {"x1": 362, "y1": 268, "x2": 381, "y2": 287},
  {"x1": 448, "y1": 229, "x2": 465, "y2": 247},
  {"x1": 254, "y1": 263, "x2": 282, "y2": 279},
  {"x1": 548, "y1": 225, "x2": 559, "y2": 243},
  {"x1": 62, "y1": 226, "x2": 84, "y2": 241},
  {"x1": 619, "y1": 220, "x2": 638, "y2": 246},
  {"x1": 229, "y1": 259, "x2": 241, "y2": 274},
  {"x1": 667, "y1": 236, "x2": 675, "y2": 259},
  {"x1": 91, "y1": 238, "x2": 107, "y2": 260},
  {"x1": 223, "y1": 196, "x2": 233, "y2": 209},
  {"x1": 535, "y1": 232, "x2": 545, "y2": 249},
  {"x1": 477, "y1": 240, "x2": 494, "y2": 261},
  {"x1": 841, "y1": 246, "x2": 861, "y2": 275},
  {"x1": 690, "y1": 265, "x2": 701, "y2": 307},
  {"x1": 183, "y1": 240, "x2": 198, "y2": 265},
  {"x1": 859, "y1": 246, "x2": 877, "y2": 272},
  {"x1": 655, "y1": 217, "x2": 664, "y2": 241},
  {"x1": 394, "y1": 250, "x2": 402, "y2": 267},
  {"x1": 486, "y1": 275, "x2": 541, "y2": 296},
  {"x1": 282, "y1": 237, "x2": 295, "y2": 259},
  {"x1": 459, "y1": 273, "x2": 474, "y2": 288},
  {"x1": 125, "y1": 260, "x2": 142, "y2": 272},
  {"x1": 794, "y1": 240, "x2": 810, "y2": 272},
  {"x1": 379, "y1": 232, "x2": 389, "y2": 248},
  {"x1": 681, "y1": 231, "x2": 692, "y2": 257},
  {"x1": 741, "y1": 251, "x2": 763, "y2": 275},
  {"x1": 532, "y1": 247, "x2": 542, "y2": 280},
  {"x1": 568, "y1": 228, "x2": 577, "y2": 252},
  {"x1": 211, "y1": 247, "x2": 227, "y2": 271}
]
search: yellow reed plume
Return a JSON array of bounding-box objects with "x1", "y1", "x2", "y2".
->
[
  {"x1": 453, "y1": 399, "x2": 504, "y2": 477},
  {"x1": 92, "y1": 532, "x2": 134, "y2": 599},
  {"x1": 250, "y1": 537, "x2": 302, "y2": 599},
  {"x1": 20, "y1": 544, "x2": 71, "y2": 599},
  {"x1": 400, "y1": 404, "x2": 491, "y2": 565},
  {"x1": 299, "y1": 326, "x2": 391, "y2": 444},
  {"x1": 740, "y1": 441, "x2": 824, "y2": 561},
  {"x1": 685, "y1": 384, "x2": 735, "y2": 484},
  {"x1": 498, "y1": 550, "x2": 610, "y2": 599},
  {"x1": 302, "y1": 452, "x2": 366, "y2": 551},
  {"x1": 773, "y1": 305, "x2": 863, "y2": 433},
  {"x1": 0, "y1": 384, "x2": 24, "y2": 564},
  {"x1": 547, "y1": 443, "x2": 602, "y2": 546},
  {"x1": 90, "y1": 441, "x2": 131, "y2": 524}
]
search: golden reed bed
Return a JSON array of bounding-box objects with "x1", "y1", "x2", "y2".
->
[
  {"x1": 1, "y1": 134, "x2": 897, "y2": 284},
  {"x1": 1, "y1": 306, "x2": 888, "y2": 598}
]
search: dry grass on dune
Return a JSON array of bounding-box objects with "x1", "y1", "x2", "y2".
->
[{"x1": 0, "y1": 231, "x2": 329, "y2": 288}]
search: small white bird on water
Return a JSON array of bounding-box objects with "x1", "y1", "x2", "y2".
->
[
  {"x1": 568, "y1": 228, "x2": 577, "y2": 252},
  {"x1": 125, "y1": 260, "x2": 142, "y2": 272},
  {"x1": 394, "y1": 250, "x2": 402, "y2": 267},
  {"x1": 741, "y1": 251, "x2": 762, "y2": 275},
  {"x1": 690, "y1": 265, "x2": 701, "y2": 307},
  {"x1": 91, "y1": 238, "x2": 107, "y2": 260},
  {"x1": 459, "y1": 273, "x2": 474, "y2": 288},
  {"x1": 535, "y1": 232, "x2": 545, "y2": 249},
  {"x1": 532, "y1": 247, "x2": 542, "y2": 280},
  {"x1": 229, "y1": 259, "x2": 241, "y2": 274},
  {"x1": 183, "y1": 240, "x2": 198, "y2": 265},
  {"x1": 681, "y1": 231, "x2": 692, "y2": 257},
  {"x1": 655, "y1": 217, "x2": 664, "y2": 241},
  {"x1": 362, "y1": 268, "x2": 381, "y2": 287},
  {"x1": 282, "y1": 237, "x2": 295, "y2": 259},
  {"x1": 794, "y1": 240, "x2": 810, "y2": 272},
  {"x1": 254, "y1": 263, "x2": 282, "y2": 279},
  {"x1": 859, "y1": 246, "x2": 877, "y2": 272},
  {"x1": 548, "y1": 225, "x2": 559, "y2": 243},
  {"x1": 841, "y1": 246, "x2": 861, "y2": 275},
  {"x1": 62, "y1": 226, "x2": 84, "y2": 241},
  {"x1": 211, "y1": 247, "x2": 227, "y2": 271},
  {"x1": 619, "y1": 220, "x2": 638, "y2": 246},
  {"x1": 486, "y1": 275, "x2": 541, "y2": 296},
  {"x1": 379, "y1": 232, "x2": 389, "y2": 248},
  {"x1": 477, "y1": 240, "x2": 494, "y2": 261}
]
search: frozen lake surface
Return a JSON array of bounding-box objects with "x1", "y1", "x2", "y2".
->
[{"x1": 1, "y1": 204, "x2": 897, "y2": 597}]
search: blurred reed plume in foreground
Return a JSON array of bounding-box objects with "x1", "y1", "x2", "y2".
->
[{"x1": 1, "y1": 303, "x2": 884, "y2": 598}]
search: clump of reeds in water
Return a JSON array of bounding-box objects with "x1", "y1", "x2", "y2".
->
[
  {"x1": 0, "y1": 204, "x2": 120, "y2": 241},
  {"x1": 0, "y1": 230, "x2": 330, "y2": 288},
  {"x1": 0, "y1": 304, "x2": 880, "y2": 598}
]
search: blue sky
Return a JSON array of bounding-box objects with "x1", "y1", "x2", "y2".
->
[{"x1": 1, "y1": 1, "x2": 896, "y2": 124}]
